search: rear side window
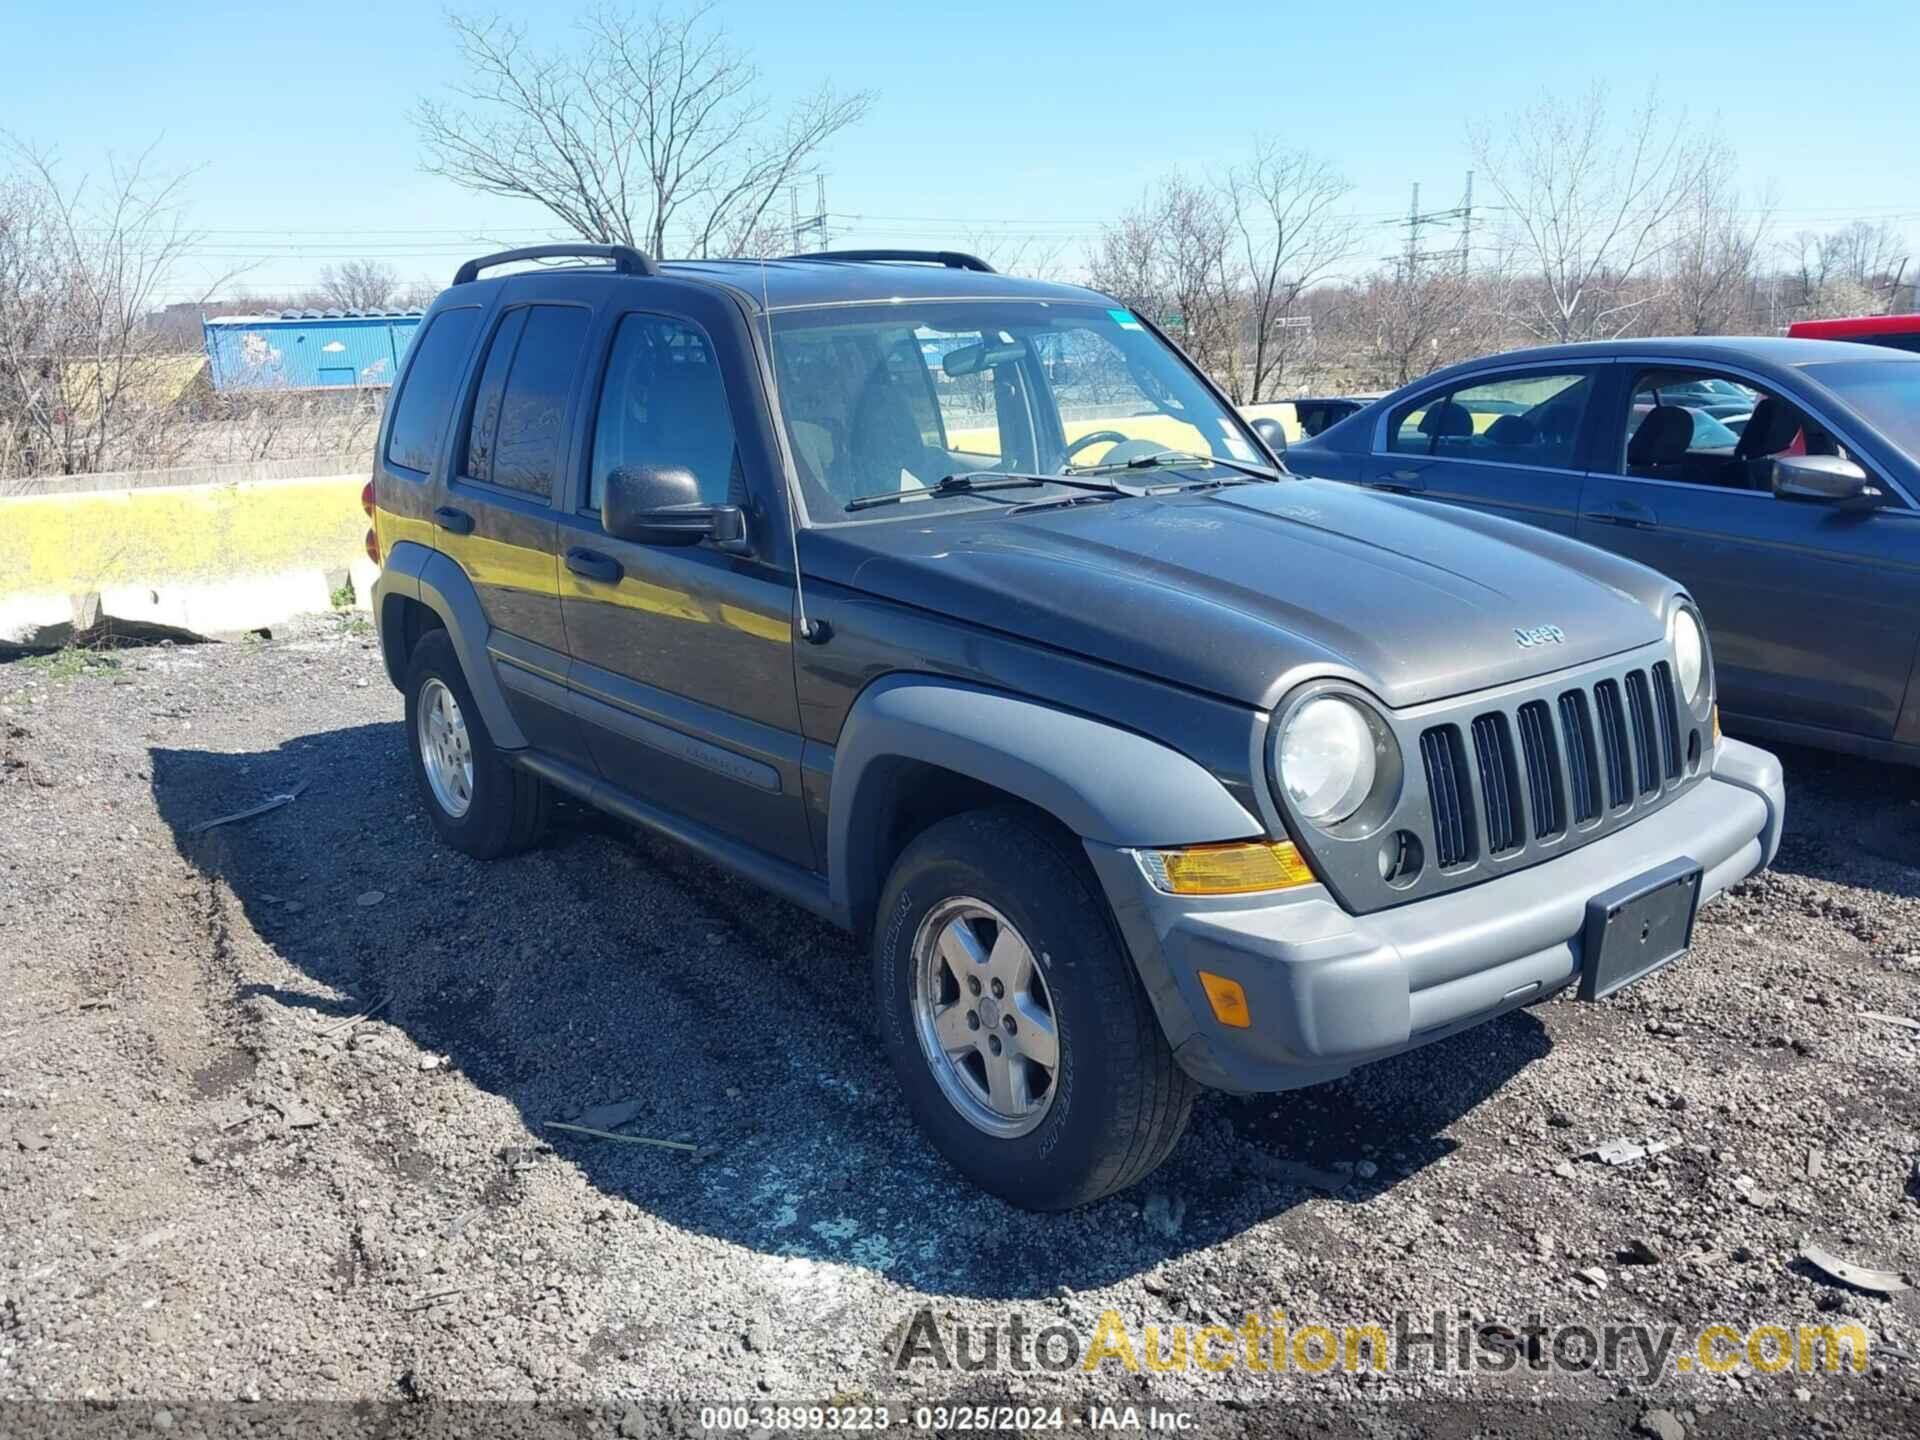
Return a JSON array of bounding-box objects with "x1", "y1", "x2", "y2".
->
[
  {"x1": 589, "y1": 313, "x2": 738, "y2": 510},
  {"x1": 465, "y1": 304, "x2": 590, "y2": 500},
  {"x1": 384, "y1": 307, "x2": 481, "y2": 474},
  {"x1": 1389, "y1": 371, "x2": 1592, "y2": 469}
]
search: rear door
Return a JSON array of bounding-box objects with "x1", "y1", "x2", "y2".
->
[
  {"x1": 1363, "y1": 367, "x2": 1600, "y2": 534},
  {"x1": 436, "y1": 291, "x2": 596, "y2": 763},
  {"x1": 1578, "y1": 362, "x2": 1920, "y2": 739},
  {"x1": 555, "y1": 284, "x2": 813, "y2": 868}
]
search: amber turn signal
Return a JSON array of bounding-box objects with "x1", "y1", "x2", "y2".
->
[
  {"x1": 1136, "y1": 839, "x2": 1316, "y2": 897},
  {"x1": 1198, "y1": 971, "x2": 1252, "y2": 1028}
]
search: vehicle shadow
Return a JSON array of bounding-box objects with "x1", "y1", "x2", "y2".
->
[
  {"x1": 1760, "y1": 740, "x2": 1920, "y2": 898},
  {"x1": 151, "y1": 722, "x2": 1551, "y2": 1301}
]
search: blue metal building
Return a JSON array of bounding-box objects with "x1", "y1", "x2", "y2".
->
[{"x1": 202, "y1": 310, "x2": 425, "y2": 392}]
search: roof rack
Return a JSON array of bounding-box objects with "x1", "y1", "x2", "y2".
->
[
  {"x1": 785, "y1": 248, "x2": 996, "y2": 274},
  {"x1": 452, "y1": 243, "x2": 659, "y2": 286}
]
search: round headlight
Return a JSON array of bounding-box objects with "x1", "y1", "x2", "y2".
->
[
  {"x1": 1672, "y1": 607, "x2": 1706, "y2": 708},
  {"x1": 1279, "y1": 696, "x2": 1378, "y2": 824}
]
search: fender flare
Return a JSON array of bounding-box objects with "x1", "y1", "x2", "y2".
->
[
  {"x1": 371, "y1": 540, "x2": 527, "y2": 750},
  {"x1": 827, "y1": 674, "x2": 1261, "y2": 924}
]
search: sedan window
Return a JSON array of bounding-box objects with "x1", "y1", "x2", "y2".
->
[{"x1": 1387, "y1": 371, "x2": 1592, "y2": 468}]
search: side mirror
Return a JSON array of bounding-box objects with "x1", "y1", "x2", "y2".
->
[
  {"x1": 1771, "y1": 454, "x2": 1876, "y2": 506},
  {"x1": 1250, "y1": 416, "x2": 1288, "y2": 457},
  {"x1": 602, "y1": 464, "x2": 745, "y2": 549}
]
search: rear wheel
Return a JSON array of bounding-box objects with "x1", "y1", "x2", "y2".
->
[
  {"x1": 404, "y1": 629, "x2": 550, "y2": 859},
  {"x1": 872, "y1": 808, "x2": 1196, "y2": 1209}
]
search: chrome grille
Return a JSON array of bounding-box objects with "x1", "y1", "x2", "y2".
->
[
  {"x1": 1275, "y1": 640, "x2": 1712, "y2": 917},
  {"x1": 1624, "y1": 670, "x2": 1660, "y2": 796},
  {"x1": 1420, "y1": 726, "x2": 1474, "y2": 869},
  {"x1": 1558, "y1": 690, "x2": 1600, "y2": 825},
  {"x1": 1651, "y1": 662, "x2": 1683, "y2": 780},
  {"x1": 1516, "y1": 700, "x2": 1564, "y2": 839},
  {"x1": 1471, "y1": 712, "x2": 1524, "y2": 855},
  {"x1": 1593, "y1": 679, "x2": 1633, "y2": 809}
]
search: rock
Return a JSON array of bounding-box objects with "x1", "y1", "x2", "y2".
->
[
  {"x1": 355, "y1": 890, "x2": 384, "y2": 907},
  {"x1": 1547, "y1": 1111, "x2": 1574, "y2": 1128},
  {"x1": 1553, "y1": 1161, "x2": 1578, "y2": 1180},
  {"x1": 1142, "y1": 1192, "x2": 1185, "y2": 1240},
  {"x1": 1355, "y1": 1159, "x2": 1378, "y2": 1179},
  {"x1": 418, "y1": 1056, "x2": 445, "y2": 1073},
  {"x1": 1618, "y1": 1238, "x2": 1661, "y2": 1266},
  {"x1": 743, "y1": 1317, "x2": 772, "y2": 1353},
  {"x1": 1638, "y1": 1409, "x2": 1685, "y2": 1440},
  {"x1": 1142, "y1": 1272, "x2": 1170, "y2": 1296},
  {"x1": 1575, "y1": 1267, "x2": 1609, "y2": 1288},
  {"x1": 153, "y1": 1411, "x2": 174, "y2": 1432},
  {"x1": 619, "y1": 1406, "x2": 647, "y2": 1438},
  {"x1": 189, "y1": 1146, "x2": 213, "y2": 1166},
  {"x1": 1794, "y1": 1388, "x2": 1811, "y2": 1402},
  {"x1": 577, "y1": 1099, "x2": 645, "y2": 1131},
  {"x1": 1806, "y1": 1147, "x2": 1826, "y2": 1180}
]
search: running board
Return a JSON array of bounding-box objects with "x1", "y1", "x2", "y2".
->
[{"x1": 508, "y1": 751, "x2": 844, "y2": 927}]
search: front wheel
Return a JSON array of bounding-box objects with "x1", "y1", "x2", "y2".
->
[{"x1": 872, "y1": 808, "x2": 1196, "y2": 1209}]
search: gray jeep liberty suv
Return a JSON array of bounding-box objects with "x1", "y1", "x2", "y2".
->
[{"x1": 369, "y1": 244, "x2": 1785, "y2": 1210}]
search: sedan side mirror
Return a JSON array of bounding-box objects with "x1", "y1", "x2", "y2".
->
[
  {"x1": 1771, "y1": 454, "x2": 1877, "y2": 507},
  {"x1": 603, "y1": 464, "x2": 746, "y2": 549},
  {"x1": 1249, "y1": 416, "x2": 1288, "y2": 457}
]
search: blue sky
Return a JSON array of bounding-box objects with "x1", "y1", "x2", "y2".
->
[{"x1": 5, "y1": 0, "x2": 1916, "y2": 303}]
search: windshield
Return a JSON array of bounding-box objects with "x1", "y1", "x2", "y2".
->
[
  {"x1": 1804, "y1": 360, "x2": 1920, "y2": 456},
  {"x1": 767, "y1": 300, "x2": 1269, "y2": 521}
]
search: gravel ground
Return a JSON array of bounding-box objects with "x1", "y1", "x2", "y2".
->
[{"x1": 2, "y1": 615, "x2": 1918, "y2": 1436}]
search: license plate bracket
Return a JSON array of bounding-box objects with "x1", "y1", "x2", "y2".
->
[{"x1": 1579, "y1": 856, "x2": 1702, "y2": 1001}]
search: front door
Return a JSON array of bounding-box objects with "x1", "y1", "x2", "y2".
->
[
  {"x1": 1578, "y1": 364, "x2": 1920, "y2": 740},
  {"x1": 555, "y1": 292, "x2": 813, "y2": 868},
  {"x1": 1364, "y1": 368, "x2": 1599, "y2": 534}
]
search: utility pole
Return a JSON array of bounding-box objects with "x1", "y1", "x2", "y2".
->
[
  {"x1": 1458, "y1": 170, "x2": 1473, "y2": 275},
  {"x1": 1406, "y1": 181, "x2": 1421, "y2": 278}
]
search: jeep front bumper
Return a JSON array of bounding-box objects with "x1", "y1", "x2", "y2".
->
[{"x1": 1087, "y1": 738, "x2": 1784, "y2": 1093}]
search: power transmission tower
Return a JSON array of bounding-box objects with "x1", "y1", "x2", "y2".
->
[
  {"x1": 1386, "y1": 172, "x2": 1479, "y2": 278},
  {"x1": 790, "y1": 173, "x2": 830, "y2": 251}
]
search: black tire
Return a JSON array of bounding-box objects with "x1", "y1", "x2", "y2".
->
[
  {"x1": 872, "y1": 807, "x2": 1196, "y2": 1210},
  {"x1": 403, "y1": 629, "x2": 551, "y2": 860}
]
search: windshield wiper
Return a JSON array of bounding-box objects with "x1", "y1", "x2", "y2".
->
[
  {"x1": 1071, "y1": 449, "x2": 1281, "y2": 482},
  {"x1": 845, "y1": 471, "x2": 1137, "y2": 511}
]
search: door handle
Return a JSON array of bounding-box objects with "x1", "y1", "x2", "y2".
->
[
  {"x1": 1583, "y1": 502, "x2": 1657, "y2": 529},
  {"x1": 1371, "y1": 470, "x2": 1426, "y2": 494},
  {"x1": 432, "y1": 506, "x2": 474, "y2": 535},
  {"x1": 565, "y1": 547, "x2": 623, "y2": 585}
]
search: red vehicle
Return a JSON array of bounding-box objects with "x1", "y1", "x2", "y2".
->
[{"x1": 1786, "y1": 313, "x2": 1920, "y2": 353}]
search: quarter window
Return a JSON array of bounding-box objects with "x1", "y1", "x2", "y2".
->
[
  {"x1": 1388, "y1": 372, "x2": 1592, "y2": 468},
  {"x1": 384, "y1": 307, "x2": 481, "y2": 474},
  {"x1": 589, "y1": 313, "x2": 738, "y2": 512}
]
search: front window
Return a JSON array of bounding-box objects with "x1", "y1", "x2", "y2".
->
[
  {"x1": 1804, "y1": 360, "x2": 1920, "y2": 459},
  {"x1": 767, "y1": 300, "x2": 1267, "y2": 521}
]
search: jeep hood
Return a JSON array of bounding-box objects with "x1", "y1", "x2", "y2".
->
[{"x1": 808, "y1": 478, "x2": 1674, "y2": 711}]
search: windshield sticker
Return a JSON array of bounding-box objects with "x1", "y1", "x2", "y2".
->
[
  {"x1": 1108, "y1": 309, "x2": 1144, "y2": 331},
  {"x1": 1224, "y1": 436, "x2": 1257, "y2": 461}
]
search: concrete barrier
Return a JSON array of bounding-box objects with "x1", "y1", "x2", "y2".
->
[{"x1": 1, "y1": 469, "x2": 376, "y2": 648}]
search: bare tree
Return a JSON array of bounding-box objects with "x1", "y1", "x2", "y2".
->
[
  {"x1": 1658, "y1": 143, "x2": 1771, "y2": 335},
  {"x1": 1221, "y1": 139, "x2": 1355, "y2": 401},
  {"x1": 414, "y1": 5, "x2": 874, "y2": 260},
  {"x1": 1822, "y1": 219, "x2": 1905, "y2": 291},
  {"x1": 1471, "y1": 85, "x2": 1707, "y2": 342},
  {"x1": 0, "y1": 137, "x2": 223, "y2": 479},
  {"x1": 313, "y1": 259, "x2": 404, "y2": 311},
  {"x1": 1089, "y1": 176, "x2": 1245, "y2": 396}
]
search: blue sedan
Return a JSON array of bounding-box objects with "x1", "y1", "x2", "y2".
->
[{"x1": 1283, "y1": 338, "x2": 1920, "y2": 764}]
